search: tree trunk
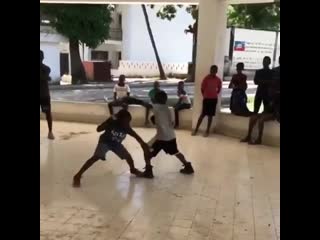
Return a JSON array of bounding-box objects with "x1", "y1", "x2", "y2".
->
[
  {"x1": 186, "y1": 34, "x2": 197, "y2": 83},
  {"x1": 141, "y1": 4, "x2": 166, "y2": 80},
  {"x1": 70, "y1": 39, "x2": 87, "y2": 84},
  {"x1": 188, "y1": 19, "x2": 198, "y2": 83}
]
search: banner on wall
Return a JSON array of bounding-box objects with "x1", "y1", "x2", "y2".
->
[
  {"x1": 275, "y1": 33, "x2": 280, "y2": 66},
  {"x1": 232, "y1": 28, "x2": 277, "y2": 70}
]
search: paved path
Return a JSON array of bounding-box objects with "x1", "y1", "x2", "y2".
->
[{"x1": 50, "y1": 81, "x2": 257, "y2": 107}]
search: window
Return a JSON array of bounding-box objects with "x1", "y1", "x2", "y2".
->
[
  {"x1": 118, "y1": 14, "x2": 122, "y2": 26},
  {"x1": 91, "y1": 51, "x2": 108, "y2": 61}
]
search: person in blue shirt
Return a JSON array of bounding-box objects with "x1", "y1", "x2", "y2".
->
[{"x1": 72, "y1": 109, "x2": 150, "y2": 187}]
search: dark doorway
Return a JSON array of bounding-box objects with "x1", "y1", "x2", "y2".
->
[
  {"x1": 91, "y1": 51, "x2": 109, "y2": 61},
  {"x1": 60, "y1": 53, "x2": 69, "y2": 76}
]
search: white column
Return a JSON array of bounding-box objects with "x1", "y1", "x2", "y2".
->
[{"x1": 192, "y1": 0, "x2": 228, "y2": 132}]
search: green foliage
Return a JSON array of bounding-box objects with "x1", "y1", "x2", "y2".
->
[
  {"x1": 150, "y1": 3, "x2": 279, "y2": 31},
  {"x1": 150, "y1": 4, "x2": 197, "y2": 21},
  {"x1": 227, "y1": 3, "x2": 280, "y2": 31},
  {"x1": 40, "y1": 4, "x2": 114, "y2": 48}
]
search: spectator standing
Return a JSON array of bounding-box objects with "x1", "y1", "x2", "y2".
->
[
  {"x1": 192, "y1": 65, "x2": 222, "y2": 137},
  {"x1": 253, "y1": 56, "x2": 273, "y2": 114},
  {"x1": 40, "y1": 50, "x2": 55, "y2": 140},
  {"x1": 241, "y1": 56, "x2": 280, "y2": 144}
]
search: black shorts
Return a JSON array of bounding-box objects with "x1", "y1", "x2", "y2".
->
[
  {"x1": 151, "y1": 139, "x2": 179, "y2": 157},
  {"x1": 201, "y1": 99, "x2": 218, "y2": 116},
  {"x1": 40, "y1": 97, "x2": 51, "y2": 113}
]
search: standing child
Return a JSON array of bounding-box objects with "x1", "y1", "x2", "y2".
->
[
  {"x1": 72, "y1": 109, "x2": 149, "y2": 187},
  {"x1": 253, "y1": 56, "x2": 273, "y2": 114},
  {"x1": 40, "y1": 50, "x2": 55, "y2": 140},
  {"x1": 192, "y1": 65, "x2": 222, "y2": 137},
  {"x1": 141, "y1": 91, "x2": 194, "y2": 178}
]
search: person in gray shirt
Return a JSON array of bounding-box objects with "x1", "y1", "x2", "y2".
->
[{"x1": 141, "y1": 91, "x2": 194, "y2": 178}]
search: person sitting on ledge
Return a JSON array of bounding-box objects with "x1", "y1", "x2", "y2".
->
[
  {"x1": 229, "y1": 62, "x2": 252, "y2": 117},
  {"x1": 174, "y1": 81, "x2": 191, "y2": 128},
  {"x1": 108, "y1": 74, "x2": 152, "y2": 126},
  {"x1": 241, "y1": 75, "x2": 280, "y2": 145},
  {"x1": 148, "y1": 81, "x2": 161, "y2": 103}
]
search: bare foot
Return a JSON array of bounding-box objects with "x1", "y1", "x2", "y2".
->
[
  {"x1": 72, "y1": 175, "x2": 81, "y2": 188},
  {"x1": 191, "y1": 131, "x2": 197, "y2": 136},
  {"x1": 48, "y1": 132, "x2": 55, "y2": 140}
]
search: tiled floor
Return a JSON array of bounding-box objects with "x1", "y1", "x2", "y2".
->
[{"x1": 40, "y1": 121, "x2": 280, "y2": 240}]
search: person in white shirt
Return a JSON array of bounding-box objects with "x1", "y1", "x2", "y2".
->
[
  {"x1": 140, "y1": 90, "x2": 194, "y2": 178},
  {"x1": 113, "y1": 77, "x2": 131, "y2": 99},
  {"x1": 174, "y1": 81, "x2": 191, "y2": 128},
  {"x1": 108, "y1": 75, "x2": 152, "y2": 126}
]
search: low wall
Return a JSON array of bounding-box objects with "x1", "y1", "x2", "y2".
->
[
  {"x1": 41, "y1": 101, "x2": 192, "y2": 129},
  {"x1": 215, "y1": 113, "x2": 280, "y2": 147},
  {"x1": 41, "y1": 101, "x2": 279, "y2": 147},
  {"x1": 118, "y1": 60, "x2": 188, "y2": 77}
]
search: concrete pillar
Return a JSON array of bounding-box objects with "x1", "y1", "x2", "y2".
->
[{"x1": 192, "y1": 0, "x2": 228, "y2": 132}]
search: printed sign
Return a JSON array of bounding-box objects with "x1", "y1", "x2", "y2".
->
[{"x1": 232, "y1": 28, "x2": 277, "y2": 70}]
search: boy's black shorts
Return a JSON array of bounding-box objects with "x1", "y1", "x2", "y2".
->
[
  {"x1": 151, "y1": 139, "x2": 179, "y2": 157},
  {"x1": 202, "y1": 98, "x2": 218, "y2": 116}
]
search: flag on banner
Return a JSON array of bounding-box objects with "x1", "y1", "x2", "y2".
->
[{"x1": 234, "y1": 41, "x2": 245, "y2": 51}]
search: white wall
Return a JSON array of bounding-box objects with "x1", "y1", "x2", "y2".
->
[
  {"x1": 40, "y1": 32, "x2": 69, "y2": 81},
  {"x1": 41, "y1": 43, "x2": 61, "y2": 81},
  {"x1": 121, "y1": 5, "x2": 194, "y2": 63}
]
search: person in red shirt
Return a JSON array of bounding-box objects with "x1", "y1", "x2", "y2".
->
[{"x1": 192, "y1": 65, "x2": 222, "y2": 137}]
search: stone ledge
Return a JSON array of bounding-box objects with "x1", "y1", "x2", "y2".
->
[
  {"x1": 216, "y1": 112, "x2": 280, "y2": 147},
  {"x1": 41, "y1": 101, "x2": 279, "y2": 147}
]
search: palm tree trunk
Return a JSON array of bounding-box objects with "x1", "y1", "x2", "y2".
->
[
  {"x1": 141, "y1": 4, "x2": 166, "y2": 80},
  {"x1": 70, "y1": 38, "x2": 87, "y2": 84},
  {"x1": 190, "y1": 19, "x2": 198, "y2": 82}
]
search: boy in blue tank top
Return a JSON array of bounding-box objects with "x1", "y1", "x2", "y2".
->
[{"x1": 73, "y1": 109, "x2": 149, "y2": 187}]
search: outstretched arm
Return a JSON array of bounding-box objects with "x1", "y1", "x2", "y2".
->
[
  {"x1": 127, "y1": 128, "x2": 150, "y2": 155},
  {"x1": 127, "y1": 128, "x2": 146, "y2": 146}
]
